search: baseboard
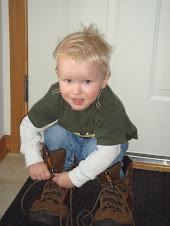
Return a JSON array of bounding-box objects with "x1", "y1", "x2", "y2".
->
[
  {"x1": 133, "y1": 161, "x2": 170, "y2": 172},
  {"x1": 127, "y1": 152, "x2": 170, "y2": 172},
  {"x1": 0, "y1": 135, "x2": 11, "y2": 162}
]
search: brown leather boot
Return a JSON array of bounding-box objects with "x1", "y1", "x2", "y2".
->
[
  {"x1": 94, "y1": 156, "x2": 135, "y2": 226},
  {"x1": 29, "y1": 146, "x2": 74, "y2": 225}
]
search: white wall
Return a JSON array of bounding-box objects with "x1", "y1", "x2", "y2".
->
[{"x1": 0, "y1": 0, "x2": 10, "y2": 138}]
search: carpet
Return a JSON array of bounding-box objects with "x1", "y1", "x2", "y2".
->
[{"x1": 0, "y1": 168, "x2": 170, "y2": 226}]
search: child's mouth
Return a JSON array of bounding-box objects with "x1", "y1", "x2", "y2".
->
[
  {"x1": 72, "y1": 98, "x2": 84, "y2": 104},
  {"x1": 73, "y1": 99, "x2": 83, "y2": 102}
]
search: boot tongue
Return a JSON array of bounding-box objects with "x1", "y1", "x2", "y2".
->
[
  {"x1": 43, "y1": 146, "x2": 66, "y2": 173},
  {"x1": 98, "y1": 161, "x2": 121, "y2": 182}
]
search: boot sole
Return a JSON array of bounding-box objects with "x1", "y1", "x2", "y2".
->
[{"x1": 29, "y1": 209, "x2": 66, "y2": 226}]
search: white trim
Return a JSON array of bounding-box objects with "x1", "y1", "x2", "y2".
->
[{"x1": 127, "y1": 152, "x2": 170, "y2": 166}]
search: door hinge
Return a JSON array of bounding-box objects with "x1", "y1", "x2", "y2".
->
[{"x1": 24, "y1": 76, "x2": 28, "y2": 102}]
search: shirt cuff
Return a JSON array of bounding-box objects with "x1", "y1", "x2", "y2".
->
[{"x1": 24, "y1": 149, "x2": 44, "y2": 167}]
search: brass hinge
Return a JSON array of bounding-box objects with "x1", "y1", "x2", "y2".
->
[{"x1": 24, "y1": 76, "x2": 28, "y2": 102}]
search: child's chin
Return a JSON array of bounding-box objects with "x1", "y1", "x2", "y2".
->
[
  {"x1": 71, "y1": 106, "x2": 84, "y2": 111},
  {"x1": 71, "y1": 105, "x2": 87, "y2": 111}
]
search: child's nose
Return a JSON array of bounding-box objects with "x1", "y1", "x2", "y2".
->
[{"x1": 73, "y1": 83, "x2": 82, "y2": 94}]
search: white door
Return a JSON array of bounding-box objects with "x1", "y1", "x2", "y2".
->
[{"x1": 28, "y1": 0, "x2": 170, "y2": 157}]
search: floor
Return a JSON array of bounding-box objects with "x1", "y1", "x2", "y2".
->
[{"x1": 0, "y1": 153, "x2": 29, "y2": 219}]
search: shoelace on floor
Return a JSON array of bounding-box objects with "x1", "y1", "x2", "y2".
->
[
  {"x1": 76, "y1": 182, "x2": 135, "y2": 226},
  {"x1": 21, "y1": 178, "x2": 74, "y2": 226}
]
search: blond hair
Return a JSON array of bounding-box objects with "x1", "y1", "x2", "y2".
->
[{"x1": 53, "y1": 24, "x2": 113, "y2": 76}]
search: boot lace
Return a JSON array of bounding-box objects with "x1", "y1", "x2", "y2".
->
[
  {"x1": 21, "y1": 178, "x2": 74, "y2": 226},
  {"x1": 76, "y1": 180, "x2": 135, "y2": 226}
]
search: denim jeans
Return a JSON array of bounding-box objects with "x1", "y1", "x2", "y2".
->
[{"x1": 44, "y1": 123, "x2": 128, "y2": 178}]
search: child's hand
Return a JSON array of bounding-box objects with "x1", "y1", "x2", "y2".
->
[
  {"x1": 29, "y1": 162, "x2": 51, "y2": 181},
  {"x1": 52, "y1": 171, "x2": 75, "y2": 188}
]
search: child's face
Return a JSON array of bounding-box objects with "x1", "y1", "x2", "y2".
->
[{"x1": 56, "y1": 57, "x2": 110, "y2": 111}]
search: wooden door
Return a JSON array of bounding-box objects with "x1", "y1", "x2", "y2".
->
[{"x1": 9, "y1": 0, "x2": 28, "y2": 152}]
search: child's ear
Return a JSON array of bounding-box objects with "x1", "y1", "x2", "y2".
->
[
  {"x1": 55, "y1": 68, "x2": 59, "y2": 78},
  {"x1": 101, "y1": 72, "x2": 111, "y2": 89}
]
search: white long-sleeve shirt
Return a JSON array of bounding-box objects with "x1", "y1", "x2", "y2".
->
[{"x1": 20, "y1": 115, "x2": 120, "y2": 187}]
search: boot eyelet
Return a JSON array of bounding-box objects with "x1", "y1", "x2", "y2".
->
[
  {"x1": 102, "y1": 198, "x2": 107, "y2": 203},
  {"x1": 53, "y1": 199, "x2": 59, "y2": 204},
  {"x1": 118, "y1": 201, "x2": 123, "y2": 206},
  {"x1": 57, "y1": 192, "x2": 62, "y2": 197},
  {"x1": 117, "y1": 208, "x2": 122, "y2": 212},
  {"x1": 45, "y1": 185, "x2": 49, "y2": 189}
]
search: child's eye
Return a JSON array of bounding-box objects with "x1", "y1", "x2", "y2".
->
[
  {"x1": 65, "y1": 79, "x2": 72, "y2": 83},
  {"x1": 84, "y1": 80, "x2": 91, "y2": 84}
]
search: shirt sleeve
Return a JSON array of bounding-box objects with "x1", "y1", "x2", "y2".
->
[
  {"x1": 68, "y1": 144, "x2": 120, "y2": 187},
  {"x1": 28, "y1": 83, "x2": 60, "y2": 128},
  {"x1": 20, "y1": 115, "x2": 50, "y2": 167}
]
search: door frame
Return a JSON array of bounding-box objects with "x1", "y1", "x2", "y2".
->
[{"x1": 8, "y1": 0, "x2": 28, "y2": 152}]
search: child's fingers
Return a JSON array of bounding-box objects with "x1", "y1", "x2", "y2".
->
[
  {"x1": 31, "y1": 175, "x2": 37, "y2": 181},
  {"x1": 37, "y1": 175, "x2": 43, "y2": 181},
  {"x1": 52, "y1": 173, "x2": 62, "y2": 183},
  {"x1": 54, "y1": 173, "x2": 61, "y2": 177},
  {"x1": 45, "y1": 169, "x2": 51, "y2": 178}
]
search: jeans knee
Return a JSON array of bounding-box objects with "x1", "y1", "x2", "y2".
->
[
  {"x1": 44, "y1": 124, "x2": 69, "y2": 150},
  {"x1": 82, "y1": 138, "x2": 97, "y2": 159}
]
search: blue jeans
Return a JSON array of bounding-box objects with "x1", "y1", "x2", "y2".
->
[{"x1": 44, "y1": 123, "x2": 128, "y2": 178}]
